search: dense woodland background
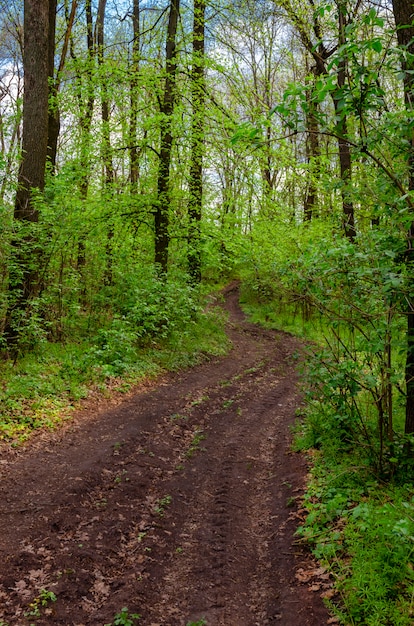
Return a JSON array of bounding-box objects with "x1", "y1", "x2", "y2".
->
[{"x1": 3, "y1": 1, "x2": 414, "y2": 622}]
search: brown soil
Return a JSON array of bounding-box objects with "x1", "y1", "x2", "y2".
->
[{"x1": 0, "y1": 284, "x2": 332, "y2": 626}]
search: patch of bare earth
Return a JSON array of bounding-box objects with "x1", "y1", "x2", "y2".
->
[{"x1": 0, "y1": 285, "x2": 332, "y2": 625}]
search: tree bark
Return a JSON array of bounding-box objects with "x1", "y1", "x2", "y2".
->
[
  {"x1": 71, "y1": 0, "x2": 95, "y2": 299},
  {"x1": 333, "y1": 1, "x2": 355, "y2": 240},
  {"x1": 392, "y1": 0, "x2": 414, "y2": 434},
  {"x1": 304, "y1": 66, "x2": 321, "y2": 221},
  {"x1": 96, "y1": 0, "x2": 113, "y2": 188},
  {"x1": 4, "y1": 0, "x2": 50, "y2": 350},
  {"x1": 47, "y1": 0, "x2": 78, "y2": 171},
  {"x1": 188, "y1": 0, "x2": 206, "y2": 283},
  {"x1": 47, "y1": 0, "x2": 58, "y2": 170},
  {"x1": 154, "y1": 0, "x2": 180, "y2": 274},
  {"x1": 130, "y1": 0, "x2": 140, "y2": 188}
]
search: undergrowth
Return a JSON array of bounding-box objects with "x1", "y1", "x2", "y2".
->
[
  {"x1": 240, "y1": 238, "x2": 414, "y2": 626},
  {"x1": 0, "y1": 288, "x2": 229, "y2": 445},
  {"x1": 294, "y1": 449, "x2": 414, "y2": 625}
]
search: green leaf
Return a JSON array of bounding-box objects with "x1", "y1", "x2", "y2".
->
[{"x1": 370, "y1": 39, "x2": 383, "y2": 54}]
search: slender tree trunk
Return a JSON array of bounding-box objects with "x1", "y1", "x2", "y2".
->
[
  {"x1": 47, "y1": 0, "x2": 58, "y2": 170},
  {"x1": 96, "y1": 0, "x2": 113, "y2": 188},
  {"x1": 279, "y1": 0, "x2": 355, "y2": 238},
  {"x1": 392, "y1": 0, "x2": 414, "y2": 434},
  {"x1": 130, "y1": 0, "x2": 140, "y2": 188},
  {"x1": 188, "y1": 0, "x2": 206, "y2": 283},
  {"x1": 95, "y1": 0, "x2": 114, "y2": 285},
  {"x1": 333, "y1": 1, "x2": 355, "y2": 240},
  {"x1": 71, "y1": 0, "x2": 95, "y2": 200},
  {"x1": 47, "y1": 0, "x2": 77, "y2": 171},
  {"x1": 304, "y1": 67, "x2": 321, "y2": 221},
  {"x1": 154, "y1": 0, "x2": 180, "y2": 274},
  {"x1": 71, "y1": 0, "x2": 95, "y2": 298},
  {"x1": 0, "y1": 99, "x2": 22, "y2": 202},
  {"x1": 4, "y1": 0, "x2": 50, "y2": 350}
]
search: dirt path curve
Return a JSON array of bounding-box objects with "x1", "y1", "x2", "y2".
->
[{"x1": 0, "y1": 284, "x2": 331, "y2": 626}]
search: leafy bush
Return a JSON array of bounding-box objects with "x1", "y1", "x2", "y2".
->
[
  {"x1": 87, "y1": 319, "x2": 139, "y2": 377},
  {"x1": 121, "y1": 277, "x2": 200, "y2": 342}
]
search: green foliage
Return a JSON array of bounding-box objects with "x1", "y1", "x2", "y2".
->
[
  {"x1": 297, "y1": 456, "x2": 414, "y2": 625},
  {"x1": 0, "y1": 286, "x2": 228, "y2": 444},
  {"x1": 154, "y1": 494, "x2": 172, "y2": 517},
  {"x1": 241, "y1": 220, "x2": 411, "y2": 475},
  {"x1": 240, "y1": 211, "x2": 414, "y2": 624},
  {"x1": 104, "y1": 607, "x2": 141, "y2": 626},
  {"x1": 111, "y1": 272, "x2": 201, "y2": 343},
  {"x1": 25, "y1": 589, "x2": 57, "y2": 618},
  {"x1": 185, "y1": 428, "x2": 206, "y2": 459}
]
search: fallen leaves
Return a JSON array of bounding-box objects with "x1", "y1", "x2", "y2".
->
[{"x1": 295, "y1": 565, "x2": 336, "y2": 599}]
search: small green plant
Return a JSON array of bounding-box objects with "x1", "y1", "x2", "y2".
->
[
  {"x1": 185, "y1": 429, "x2": 206, "y2": 459},
  {"x1": 154, "y1": 494, "x2": 172, "y2": 516},
  {"x1": 170, "y1": 413, "x2": 188, "y2": 421},
  {"x1": 191, "y1": 395, "x2": 209, "y2": 406},
  {"x1": 186, "y1": 619, "x2": 206, "y2": 626},
  {"x1": 114, "y1": 469, "x2": 128, "y2": 484},
  {"x1": 104, "y1": 606, "x2": 141, "y2": 626},
  {"x1": 25, "y1": 589, "x2": 57, "y2": 617}
]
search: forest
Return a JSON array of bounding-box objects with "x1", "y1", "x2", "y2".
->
[{"x1": 2, "y1": 0, "x2": 414, "y2": 623}]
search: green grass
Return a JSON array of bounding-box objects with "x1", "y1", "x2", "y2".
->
[
  {"x1": 0, "y1": 301, "x2": 229, "y2": 445},
  {"x1": 239, "y1": 290, "x2": 328, "y2": 343},
  {"x1": 296, "y1": 451, "x2": 414, "y2": 625}
]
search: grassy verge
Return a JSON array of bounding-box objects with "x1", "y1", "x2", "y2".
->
[
  {"x1": 0, "y1": 293, "x2": 229, "y2": 446},
  {"x1": 241, "y1": 293, "x2": 414, "y2": 626},
  {"x1": 294, "y1": 446, "x2": 414, "y2": 625}
]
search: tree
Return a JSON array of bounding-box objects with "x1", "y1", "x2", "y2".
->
[
  {"x1": 303, "y1": 63, "x2": 321, "y2": 221},
  {"x1": 4, "y1": 0, "x2": 50, "y2": 351},
  {"x1": 277, "y1": 0, "x2": 358, "y2": 238},
  {"x1": 154, "y1": 0, "x2": 180, "y2": 274},
  {"x1": 391, "y1": 0, "x2": 414, "y2": 435},
  {"x1": 188, "y1": 0, "x2": 206, "y2": 283},
  {"x1": 129, "y1": 0, "x2": 140, "y2": 188},
  {"x1": 47, "y1": 0, "x2": 78, "y2": 171},
  {"x1": 96, "y1": 0, "x2": 114, "y2": 189}
]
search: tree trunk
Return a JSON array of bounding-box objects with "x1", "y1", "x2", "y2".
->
[
  {"x1": 154, "y1": 0, "x2": 180, "y2": 274},
  {"x1": 188, "y1": 0, "x2": 206, "y2": 283},
  {"x1": 334, "y1": 1, "x2": 355, "y2": 240},
  {"x1": 47, "y1": 0, "x2": 59, "y2": 170},
  {"x1": 47, "y1": 0, "x2": 77, "y2": 171},
  {"x1": 4, "y1": 0, "x2": 50, "y2": 350},
  {"x1": 130, "y1": 0, "x2": 140, "y2": 188},
  {"x1": 304, "y1": 67, "x2": 321, "y2": 221},
  {"x1": 278, "y1": 0, "x2": 355, "y2": 238},
  {"x1": 96, "y1": 0, "x2": 113, "y2": 188},
  {"x1": 71, "y1": 0, "x2": 95, "y2": 299},
  {"x1": 96, "y1": 0, "x2": 114, "y2": 285},
  {"x1": 392, "y1": 0, "x2": 414, "y2": 434}
]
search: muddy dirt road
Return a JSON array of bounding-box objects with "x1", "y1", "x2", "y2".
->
[{"x1": 0, "y1": 285, "x2": 331, "y2": 625}]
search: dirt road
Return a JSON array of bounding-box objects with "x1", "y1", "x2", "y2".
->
[{"x1": 0, "y1": 285, "x2": 331, "y2": 625}]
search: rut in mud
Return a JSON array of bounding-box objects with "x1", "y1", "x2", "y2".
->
[{"x1": 0, "y1": 285, "x2": 331, "y2": 625}]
